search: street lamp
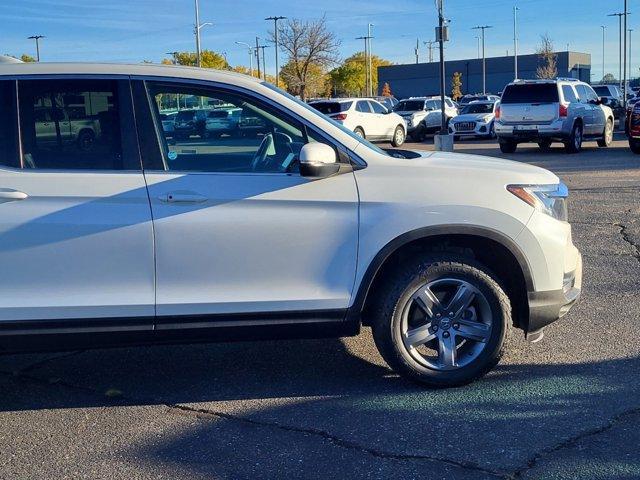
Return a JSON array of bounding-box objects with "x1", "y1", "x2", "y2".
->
[
  {"x1": 265, "y1": 16, "x2": 286, "y2": 88},
  {"x1": 194, "y1": 0, "x2": 212, "y2": 67},
  {"x1": 601, "y1": 26, "x2": 606, "y2": 82},
  {"x1": 235, "y1": 41, "x2": 254, "y2": 76},
  {"x1": 27, "y1": 35, "x2": 45, "y2": 62},
  {"x1": 472, "y1": 25, "x2": 493, "y2": 94}
]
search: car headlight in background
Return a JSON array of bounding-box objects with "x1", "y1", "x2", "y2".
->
[{"x1": 507, "y1": 183, "x2": 569, "y2": 221}]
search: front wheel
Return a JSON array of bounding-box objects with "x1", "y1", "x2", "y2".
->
[
  {"x1": 371, "y1": 254, "x2": 511, "y2": 387},
  {"x1": 391, "y1": 125, "x2": 406, "y2": 147},
  {"x1": 353, "y1": 127, "x2": 365, "y2": 138},
  {"x1": 597, "y1": 119, "x2": 614, "y2": 147}
]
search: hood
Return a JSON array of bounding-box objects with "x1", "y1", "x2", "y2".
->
[
  {"x1": 394, "y1": 110, "x2": 422, "y2": 116},
  {"x1": 452, "y1": 113, "x2": 493, "y2": 122}
]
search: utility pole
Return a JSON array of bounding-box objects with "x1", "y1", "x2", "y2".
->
[
  {"x1": 630, "y1": 28, "x2": 634, "y2": 85},
  {"x1": 472, "y1": 25, "x2": 493, "y2": 94},
  {"x1": 601, "y1": 26, "x2": 606, "y2": 82},
  {"x1": 415, "y1": 38, "x2": 420, "y2": 64},
  {"x1": 368, "y1": 23, "x2": 374, "y2": 96},
  {"x1": 356, "y1": 33, "x2": 373, "y2": 95},
  {"x1": 194, "y1": 0, "x2": 212, "y2": 67},
  {"x1": 27, "y1": 35, "x2": 44, "y2": 62},
  {"x1": 609, "y1": 12, "x2": 624, "y2": 88},
  {"x1": 475, "y1": 36, "x2": 480, "y2": 59},
  {"x1": 437, "y1": 0, "x2": 447, "y2": 133},
  {"x1": 258, "y1": 44, "x2": 268, "y2": 81},
  {"x1": 265, "y1": 16, "x2": 286, "y2": 87},
  {"x1": 424, "y1": 40, "x2": 436, "y2": 62},
  {"x1": 513, "y1": 6, "x2": 519, "y2": 79},
  {"x1": 255, "y1": 37, "x2": 262, "y2": 79},
  {"x1": 623, "y1": 0, "x2": 628, "y2": 103},
  {"x1": 235, "y1": 41, "x2": 254, "y2": 76}
]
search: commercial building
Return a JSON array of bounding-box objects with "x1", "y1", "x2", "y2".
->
[{"x1": 378, "y1": 51, "x2": 591, "y2": 99}]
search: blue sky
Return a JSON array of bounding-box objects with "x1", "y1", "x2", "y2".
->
[{"x1": 1, "y1": 0, "x2": 635, "y2": 81}]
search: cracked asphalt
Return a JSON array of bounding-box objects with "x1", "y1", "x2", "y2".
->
[{"x1": 1, "y1": 134, "x2": 639, "y2": 480}]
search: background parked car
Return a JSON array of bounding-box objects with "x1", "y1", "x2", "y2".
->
[
  {"x1": 368, "y1": 95, "x2": 398, "y2": 111},
  {"x1": 174, "y1": 109, "x2": 208, "y2": 139},
  {"x1": 205, "y1": 108, "x2": 241, "y2": 138},
  {"x1": 448, "y1": 100, "x2": 499, "y2": 139},
  {"x1": 458, "y1": 94, "x2": 500, "y2": 108},
  {"x1": 628, "y1": 101, "x2": 640, "y2": 153},
  {"x1": 495, "y1": 78, "x2": 614, "y2": 154},
  {"x1": 309, "y1": 98, "x2": 407, "y2": 146},
  {"x1": 392, "y1": 96, "x2": 458, "y2": 141},
  {"x1": 592, "y1": 85, "x2": 625, "y2": 129}
]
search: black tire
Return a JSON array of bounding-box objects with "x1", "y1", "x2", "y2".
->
[
  {"x1": 76, "y1": 129, "x2": 95, "y2": 152},
  {"x1": 371, "y1": 254, "x2": 511, "y2": 388},
  {"x1": 390, "y1": 125, "x2": 406, "y2": 147},
  {"x1": 353, "y1": 127, "x2": 365, "y2": 139},
  {"x1": 410, "y1": 124, "x2": 427, "y2": 142},
  {"x1": 537, "y1": 139, "x2": 552, "y2": 151},
  {"x1": 630, "y1": 138, "x2": 640, "y2": 154},
  {"x1": 499, "y1": 140, "x2": 517, "y2": 153},
  {"x1": 564, "y1": 122, "x2": 583, "y2": 153},
  {"x1": 597, "y1": 119, "x2": 614, "y2": 147},
  {"x1": 489, "y1": 122, "x2": 496, "y2": 139}
]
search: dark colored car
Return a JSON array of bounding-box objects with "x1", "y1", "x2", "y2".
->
[
  {"x1": 592, "y1": 85, "x2": 625, "y2": 128},
  {"x1": 173, "y1": 109, "x2": 208, "y2": 140}
]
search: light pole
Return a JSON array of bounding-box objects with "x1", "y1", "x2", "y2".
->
[
  {"x1": 472, "y1": 25, "x2": 493, "y2": 94},
  {"x1": 194, "y1": 0, "x2": 212, "y2": 67},
  {"x1": 601, "y1": 26, "x2": 606, "y2": 82},
  {"x1": 629, "y1": 28, "x2": 633, "y2": 87},
  {"x1": 27, "y1": 35, "x2": 44, "y2": 62},
  {"x1": 609, "y1": 12, "x2": 624, "y2": 88},
  {"x1": 257, "y1": 44, "x2": 268, "y2": 81},
  {"x1": 437, "y1": 1, "x2": 447, "y2": 134},
  {"x1": 368, "y1": 23, "x2": 374, "y2": 96},
  {"x1": 235, "y1": 42, "x2": 254, "y2": 76},
  {"x1": 265, "y1": 16, "x2": 286, "y2": 87},
  {"x1": 356, "y1": 34, "x2": 372, "y2": 96},
  {"x1": 414, "y1": 38, "x2": 420, "y2": 64},
  {"x1": 623, "y1": 1, "x2": 628, "y2": 103},
  {"x1": 424, "y1": 40, "x2": 436, "y2": 62},
  {"x1": 513, "y1": 6, "x2": 519, "y2": 79},
  {"x1": 475, "y1": 36, "x2": 480, "y2": 59}
]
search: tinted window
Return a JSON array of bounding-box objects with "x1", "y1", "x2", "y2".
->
[
  {"x1": 145, "y1": 82, "x2": 332, "y2": 173},
  {"x1": 501, "y1": 84, "x2": 559, "y2": 104},
  {"x1": 369, "y1": 101, "x2": 387, "y2": 114},
  {"x1": 592, "y1": 86, "x2": 611, "y2": 96},
  {"x1": 445, "y1": 98, "x2": 454, "y2": 107},
  {"x1": 584, "y1": 86, "x2": 599, "y2": 101},
  {"x1": 18, "y1": 79, "x2": 127, "y2": 170},
  {"x1": 461, "y1": 103, "x2": 494, "y2": 114},
  {"x1": 0, "y1": 81, "x2": 20, "y2": 168},
  {"x1": 394, "y1": 100, "x2": 425, "y2": 111},
  {"x1": 310, "y1": 101, "x2": 351, "y2": 114},
  {"x1": 356, "y1": 101, "x2": 371, "y2": 113},
  {"x1": 426, "y1": 100, "x2": 440, "y2": 111},
  {"x1": 575, "y1": 85, "x2": 589, "y2": 103},
  {"x1": 562, "y1": 85, "x2": 579, "y2": 103}
]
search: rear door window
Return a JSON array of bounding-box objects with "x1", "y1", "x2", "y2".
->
[
  {"x1": 575, "y1": 85, "x2": 589, "y2": 103},
  {"x1": 562, "y1": 85, "x2": 579, "y2": 103},
  {"x1": 368, "y1": 101, "x2": 387, "y2": 114},
  {"x1": 356, "y1": 101, "x2": 372, "y2": 113},
  {"x1": 0, "y1": 80, "x2": 20, "y2": 168},
  {"x1": 501, "y1": 84, "x2": 559, "y2": 104},
  {"x1": 311, "y1": 102, "x2": 351, "y2": 115}
]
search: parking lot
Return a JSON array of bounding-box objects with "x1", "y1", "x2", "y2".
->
[{"x1": 1, "y1": 133, "x2": 639, "y2": 480}]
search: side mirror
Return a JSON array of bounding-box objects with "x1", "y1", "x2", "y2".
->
[{"x1": 299, "y1": 143, "x2": 340, "y2": 178}]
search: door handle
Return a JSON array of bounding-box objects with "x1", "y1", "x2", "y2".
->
[
  {"x1": 159, "y1": 192, "x2": 208, "y2": 203},
  {"x1": 0, "y1": 189, "x2": 28, "y2": 202}
]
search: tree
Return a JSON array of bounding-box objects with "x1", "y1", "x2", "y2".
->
[
  {"x1": 328, "y1": 52, "x2": 392, "y2": 97},
  {"x1": 602, "y1": 73, "x2": 616, "y2": 83},
  {"x1": 272, "y1": 16, "x2": 340, "y2": 100},
  {"x1": 20, "y1": 54, "x2": 36, "y2": 63},
  {"x1": 281, "y1": 61, "x2": 326, "y2": 98},
  {"x1": 161, "y1": 50, "x2": 229, "y2": 70},
  {"x1": 536, "y1": 34, "x2": 557, "y2": 79},
  {"x1": 381, "y1": 82, "x2": 392, "y2": 97},
  {"x1": 451, "y1": 72, "x2": 463, "y2": 101}
]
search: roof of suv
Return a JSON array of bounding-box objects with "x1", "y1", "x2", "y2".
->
[
  {"x1": 510, "y1": 78, "x2": 582, "y2": 85},
  {"x1": 0, "y1": 62, "x2": 261, "y2": 87}
]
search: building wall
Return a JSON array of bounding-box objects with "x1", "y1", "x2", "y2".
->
[{"x1": 378, "y1": 52, "x2": 591, "y2": 99}]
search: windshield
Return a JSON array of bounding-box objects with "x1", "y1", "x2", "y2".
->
[
  {"x1": 592, "y1": 86, "x2": 611, "y2": 96},
  {"x1": 461, "y1": 103, "x2": 494, "y2": 114},
  {"x1": 262, "y1": 82, "x2": 388, "y2": 156},
  {"x1": 394, "y1": 100, "x2": 424, "y2": 112},
  {"x1": 310, "y1": 101, "x2": 351, "y2": 114}
]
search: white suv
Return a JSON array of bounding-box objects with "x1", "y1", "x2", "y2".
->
[
  {"x1": 393, "y1": 96, "x2": 458, "y2": 141},
  {"x1": 0, "y1": 63, "x2": 582, "y2": 387},
  {"x1": 309, "y1": 98, "x2": 406, "y2": 147}
]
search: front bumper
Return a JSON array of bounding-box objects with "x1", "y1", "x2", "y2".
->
[
  {"x1": 449, "y1": 122, "x2": 492, "y2": 136},
  {"x1": 526, "y1": 251, "x2": 582, "y2": 340}
]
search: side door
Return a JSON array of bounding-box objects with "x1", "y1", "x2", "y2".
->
[
  {"x1": 368, "y1": 100, "x2": 392, "y2": 138},
  {"x1": 0, "y1": 78, "x2": 155, "y2": 323},
  {"x1": 354, "y1": 100, "x2": 375, "y2": 137},
  {"x1": 425, "y1": 100, "x2": 440, "y2": 129},
  {"x1": 575, "y1": 84, "x2": 596, "y2": 134},
  {"x1": 585, "y1": 85, "x2": 606, "y2": 133},
  {"x1": 133, "y1": 80, "x2": 359, "y2": 320}
]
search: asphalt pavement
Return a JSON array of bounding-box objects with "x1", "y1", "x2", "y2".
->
[{"x1": 1, "y1": 134, "x2": 639, "y2": 480}]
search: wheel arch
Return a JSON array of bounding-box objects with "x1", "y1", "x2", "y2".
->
[{"x1": 353, "y1": 226, "x2": 533, "y2": 330}]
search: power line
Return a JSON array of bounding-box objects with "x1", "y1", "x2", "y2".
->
[
  {"x1": 472, "y1": 25, "x2": 493, "y2": 94},
  {"x1": 265, "y1": 16, "x2": 286, "y2": 87},
  {"x1": 27, "y1": 35, "x2": 44, "y2": 62}
]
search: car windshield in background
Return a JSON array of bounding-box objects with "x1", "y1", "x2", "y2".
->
[
  {"x1": 462, "y1": 103, "x2": 494, "y2": 114},
  {"x1": 394, "y1": 101, "x2": 424, "y2": 111},
  {"x1": 175, "y1": 110, "x2": 196, "y2": 121},
  {"x1": 310, "y1": 101, "x2": 351, "y2": 115},
  {"x1": 501, "y1": 84, "x2": 559, "y2": 104},
  {"x1": 592, "y1": 86, "x2": 611, "y2": 96}
]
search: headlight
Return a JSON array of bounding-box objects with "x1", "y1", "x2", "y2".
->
[{"x1": 507, "y1": 183, "x2": 569, "y2": 221}]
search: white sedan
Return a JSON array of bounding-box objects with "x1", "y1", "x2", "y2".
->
[
  {"x1": 449, "y1": 100, "x2": 499, "y2": 139},
  {"x1": 309, "y1": 98, "x2": 406, "y2": 147}
]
